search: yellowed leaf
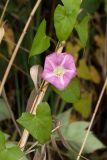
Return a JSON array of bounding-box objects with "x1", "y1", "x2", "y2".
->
[
  {"x1": 66, "y1": 41, "x2": 82, "y2": 53},
  {"x1": 73, "y1": 92, "x2": 92, "y2": 118},
  {"x1": 0, "y1": 26, "x2": 5, "y2": 44},
  {"x1": 4, "y1": 24, "x2": 15, "y2": 56},
  {"x1": 94, "y1": 35, "x2": 105, "y2": 48},
  {"x1": 77, "y1": 59, "x2": 101, "y2": 84},
  {"x1": 90, "y1": 66, "x2": 101, "y2": 84},
  {"x1": 94, "y1": 49, "x2": 103, "y2": 67},
  {"x1": 77, "y1": 59, "x2": 91, "y2": 80},
  {"x1": 70, "y1": 113, "x2": 78, "y2": 123},
  {"x1": 66, "y1": 41, "x2": 82, "y2": 62}
]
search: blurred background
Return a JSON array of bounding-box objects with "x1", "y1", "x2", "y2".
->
[{"x1": 0, "y1": 0, "x2": 107, "y2": 159}]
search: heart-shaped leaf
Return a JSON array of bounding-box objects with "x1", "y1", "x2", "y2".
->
[
  {"x1": 54, "y1": 0, "x2": 81, "y2": 41},
  {"x1": 75, "y1": 16, "x2": 90, "y2": 47},
  {"x1": 30, "y1": 19, "x2": 50, "y2": 57},
  {"x1": 17, "y1": 102, "x2": 52, "y2": 144}
]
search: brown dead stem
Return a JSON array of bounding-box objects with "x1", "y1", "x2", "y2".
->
[
  {"x1": 77, "y1": 78, "x2": 107, "y2": 160},
  {"x1": 0, "y1": 0, "x2": 42, "y2": 95},
  {"x1": 18, "y1": 41, "x2": 65, "y2": 150}
]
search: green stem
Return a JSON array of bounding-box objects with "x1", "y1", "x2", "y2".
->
[{"x1": 58, "y1": 101, "x2": 66, "y2": 113}]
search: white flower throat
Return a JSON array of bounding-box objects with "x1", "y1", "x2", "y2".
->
[{"x1": 53, "y1": 66, "x2": 64, "y2": 77}]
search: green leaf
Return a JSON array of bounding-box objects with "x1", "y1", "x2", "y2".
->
[
  {"x1": 0, "y1": 132, "x2": 27, "y2": 159},
  {"x1": 54, "y1": 0, "x2": 81, "y2": 41},
  {"x1": 0, "y1": 98, "x2": 11, "y2": 121},
  {"x1": 75, "y1": 16, "x2": 90, "y2": 47},
  {"x1": 59, "y1": 121, "x2": 105, "y2": 153},
  {"x1": 78, "y1": 0, "x2": 101, "y2": 20},
  {"x1": 6, "y1": 142, "x2": 16, "y2": 149},
  {"x1": 29, "y1": 20, "x2": 50, "y2": 57},
  {"x1": 77, "y1": 59, "x2": 91, "y2": 80},
  {"x1": 17, "y1": 102, "x2": 52, "y2": 144},
  {"x1": 0, "y1": 131, "x2": 6, "y2": 151},
  {"x1": 57, "y1": 109, "x2": 72, "y2": 126},
  {"x1": 54, "y1": 5, "x2": 72, "y2": 41},
  {"x1": 81, "y1": 0, "x2": 101, "y2": 14},
  {"x1": 53, "y1": 78, "x2": 80, "y2": 103},
  {"x1": 73, "y1": 93, "x2": 92, "y2": 118},
  {"x1": 0, "y1": 146, "x2": 27, "y2": 160},
  {"x1": 61, "y1": 0, "x2": 80, "y2": 13}
]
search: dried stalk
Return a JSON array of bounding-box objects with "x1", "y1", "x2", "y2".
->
[
  {"x1": 0, "y1": 0, "x2": 42, "y2": 95},
  {"x1": 0, "y1": 0, "x2": 10, "y2": 25},
  {"x1": 77, "y1": 78, "x2": 107, "y2": 160},
  {"x1": 18, "y1": 81, "x2": 48, "y2": 150},
  {"x1": 3, "y1": 38, "x2": 30, "y2": 53},
  {"x1": 2, "y1": 88, "x2": 21, "y2": 136},
  {"x1": 18, "y1": 41, "x2": 65, "y2": 150},
  {"x1": 103, "y1": 19, "x2": 107, "y2": 79},
  {"x1": 0, "y1": 53, "x2": 29, "y2": 77}
]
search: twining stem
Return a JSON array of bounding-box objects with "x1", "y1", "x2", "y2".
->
[
  {"x1": 18, "y1": 81, "x2": 48, "y2": 150},
  {"x1": 18, "y1": 41, "x2": 65, "y2": 150},
  {"x1": 77, "y1": 78, "x2": 107, "y2": 160},
  {"x1": 0, "y1": 0, "x2": 42, "y2": 96},
  {"x1": 0, "y1": 0, "x2": 10, "y2": 25}
]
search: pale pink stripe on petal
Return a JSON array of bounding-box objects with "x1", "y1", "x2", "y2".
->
[
  {"x1": 48, "y1": 59, "x2": 56, "y2": 69},
  {"x1": 60, "y1": 55, "x2": 68, "y2": 66},
  {"x1": 42, "y1": 52, "x2": 76, "y2": 90},
  {"x1": 60, "y1": 76, "x2": 65, "y2": 85}
]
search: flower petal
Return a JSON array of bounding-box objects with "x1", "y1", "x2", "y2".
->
[
  {"x1": 42, "y1": 52, "x2": 77, "y2": 90},
  {"x1": 48, "y1": 60, "x2": 55, "y2": 69},
  {"x1": 60, "y1": 55, "x2": 68, "y2": 66},
  {"x1": 42, "y1": 72, "x2": 54, "y2": 79},
  {"x1": 60, "y1": 76, "x2": 64, "y2": 85}
]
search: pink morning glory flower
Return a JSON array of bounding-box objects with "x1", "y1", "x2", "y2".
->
[{"x1": 42, "y1": 52, "x2": 76, "y2": 90}]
